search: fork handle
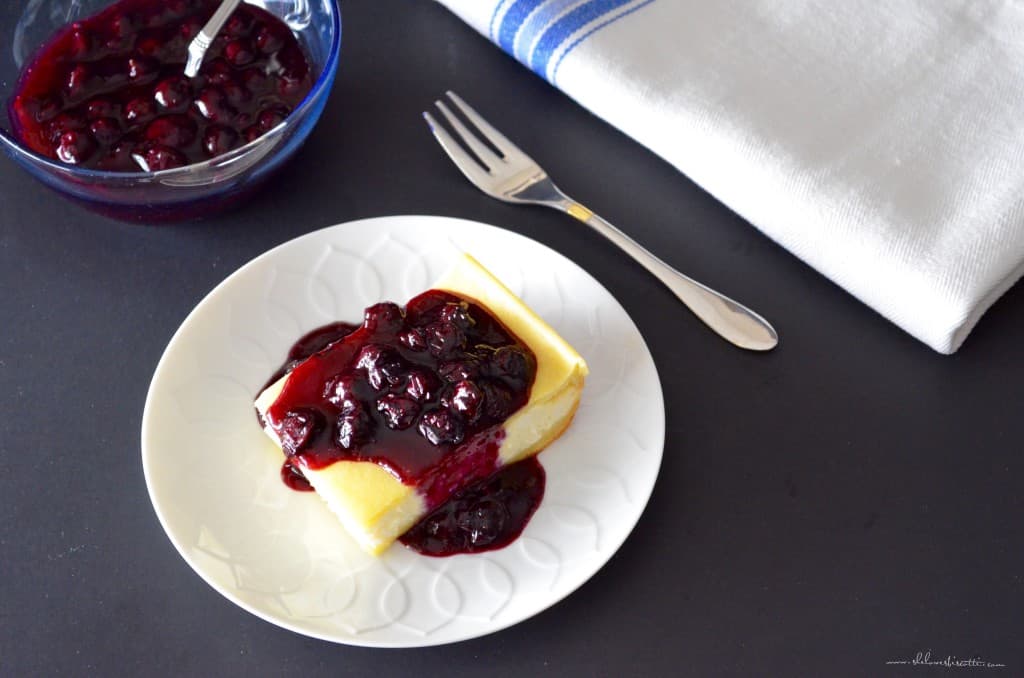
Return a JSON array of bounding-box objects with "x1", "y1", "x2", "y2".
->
[{"x1": 558, "y1": 199, "x2": 778, "y2": 351}]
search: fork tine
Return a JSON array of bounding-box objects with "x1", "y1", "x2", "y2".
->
[
  {"x1": 422, "y1": 110, "x2": 493, "y2": 189},
  {"x1": 434, "y1": 100, "x2": 504, "y2": 169},
  {"x1": 445, "y1": 91, "x2": 529, "y2": 163}
]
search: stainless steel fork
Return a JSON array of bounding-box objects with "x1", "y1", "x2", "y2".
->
[{"x1": 423, "y1": 91, "x2": 778, "y2": 352}]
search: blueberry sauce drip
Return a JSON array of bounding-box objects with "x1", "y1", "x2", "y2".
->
[
  {"x1": 269, "y1": 322, "x2": 359, "y2": 493},
  {"x1": 262, "y1": 321, "x2": 360, "y2": 392},
  {"x1": 8, "y1": 0, "x2": 313, "y2": 170},
  {"x1": 399, "y1": 458, "x2": 545, "y2": 556},
  {"x1": 262, "y1": 291, "x2": 547, "y2": 555}
]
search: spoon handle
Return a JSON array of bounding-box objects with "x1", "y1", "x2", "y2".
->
[{"x1": 184, "y1": 0, "x2": 244, "y2": 78}]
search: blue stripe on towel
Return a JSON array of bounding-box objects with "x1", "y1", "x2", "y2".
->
[
  {"x1": 496, "y1": 0, "x2": 544, "y2": 54},
  {"x1": 488, "y1": 0, "x2": 515, "y2": 41},
  {"x1": 528, "y1": 0, "x2": 633, "y2": 78},
  {"x1": 493, "y1": 0, "x2": 656, "y2": 83},
  {"x1": 513, "y1": 0, "x2": 583, "y2": 63},
  {"x1": 549, "y1": 0, "x2": 656, "y2": 82}
]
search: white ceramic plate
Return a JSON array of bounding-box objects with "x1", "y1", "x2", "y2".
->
[{"x1": 142, "y1": 216, "x2": 664, "y2": 647}]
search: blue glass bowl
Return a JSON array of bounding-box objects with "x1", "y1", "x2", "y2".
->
[{"x1": 0, "y1": 0, "x2": 341, "y2": 223}]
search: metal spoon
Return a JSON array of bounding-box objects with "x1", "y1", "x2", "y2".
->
[{"x1": 184, "y1": 0, "x2": 244, "y2": 78}]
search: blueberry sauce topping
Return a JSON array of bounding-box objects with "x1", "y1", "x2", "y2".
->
[
  {"x1": 264, "y1": 291, "x2": 536, "y2": 495},
  {"x1": 262, "y1": 291, "x2": 547, "y2": 555},
  {"x1": 8, "y1": 0, "x2": 313, "y2": 170}
]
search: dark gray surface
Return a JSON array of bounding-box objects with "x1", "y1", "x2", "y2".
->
[{"x1": 2, "y1": 1, "x2": 1022, "y2": 676}]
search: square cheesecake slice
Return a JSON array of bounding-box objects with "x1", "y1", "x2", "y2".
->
[{"x1": 255, "y1": 254, "x2": 587, "y2": 555}]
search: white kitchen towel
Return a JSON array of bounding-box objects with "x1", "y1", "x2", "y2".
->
[{"x1": 435, "y1": 0, "x2": 1024, "y2": 353}]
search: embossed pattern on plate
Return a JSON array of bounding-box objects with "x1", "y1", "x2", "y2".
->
[{"x1": 141, "y1": 216, "x2": 665, "y2": 647}]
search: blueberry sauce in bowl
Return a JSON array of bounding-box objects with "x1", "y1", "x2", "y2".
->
[
  {"x1": 8, "y1": 0, "x2": 313, "y2": 171},
  {"x1": 0, "y1": 0, "x2": 341, "y2": 222},
  {"x1": 261, "y1": 291, "x2": 549, "y2": 556}
]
